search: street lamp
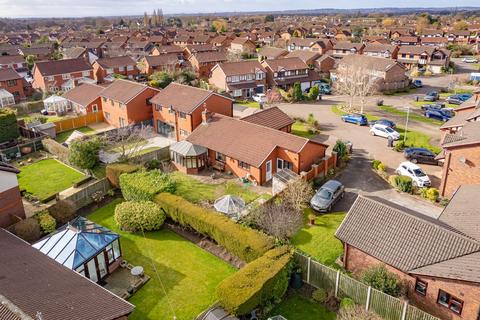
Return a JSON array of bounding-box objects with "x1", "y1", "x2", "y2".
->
[{"x1": 404, "y1": 106, "x2": 410, "y2": 144}]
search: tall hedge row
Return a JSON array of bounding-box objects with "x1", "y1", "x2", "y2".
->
[
  {"x1": 0, "y1": 108, "x2": 19, "y2": 143},
  {"x1": 106, "y1": 163, "x2": 142, "y2": 188},
  {"x1": 154, "y1": 193, "x2": 274, "y2": 262},
  {"x1": 120, "y1": 170, "x2": 176, "y2": 201},
  {"x1": 216, "y1": 246, "x2": 293, "y2": 315}
]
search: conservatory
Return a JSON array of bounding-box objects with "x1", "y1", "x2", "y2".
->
[
  {"x1": 33, "y1": 217, "x2": 122, "y2": 283},
  {"x1": 43, "y1": 95, "x2": 71, "y2": 115},
  {"x1": 0, "y1": 89, "x2": 15, "y2": 108},
  {"x1": 170, "y1": 140, "x2": 208, "y2": 174}
]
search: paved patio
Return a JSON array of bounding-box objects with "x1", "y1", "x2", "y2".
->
[{"x1": 104, "y1": 264, "x2": 150, "y2": 299}]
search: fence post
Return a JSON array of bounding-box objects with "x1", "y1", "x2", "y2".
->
[
  {"x1": 401, "y1": 301, "x2": 408, "y2": 320},
  {"x1": 306, "y1": 257, "x2": 311, "y2": 283},
  {"x1": 335, "y1": 270, "x2": 340, "y2": 297},
  {"x1": 366, "y1": 286, "x2": 372, "y2": 311}
]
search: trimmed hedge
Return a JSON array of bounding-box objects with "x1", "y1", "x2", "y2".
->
[
  {"x1": 216, "y1": 246, "x2": 293, "y2": 315},
  {"x1": 0, "y1": 108, "x2": 19, "y2": 143},
  {"x1": 120, "y1": 170, "x2": 176, "y2": 201},
  {"x1": 395, "y1": 175, "x2": 413, "y2": 193},
  {"x1": 114, "y1": 201, "x2": 166, "y2": 232},
  {"x1": 105, "y1": 163, "x2": 141, "y2": 188},
  {"x1": 154, "y1": 193, "x2": 274, "y2": 262}
]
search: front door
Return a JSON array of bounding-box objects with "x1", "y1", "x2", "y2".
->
[
  {"x1": 266, "y1": 160, "x2": 272, "y2": 182},
  {"x1": 277, "y1": 158, "x2": 284, "y2": 171}
]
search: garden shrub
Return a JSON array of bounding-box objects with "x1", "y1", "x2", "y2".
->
[
  {"x1": 68, "y1": 137, "x2": 102, "y2": 170},
  {"x1": 388, "y1": 175, "x2": 398, "y2": 187},
  {"x1": 0, "y1": 108, "x2": 19, "y2": 143},
  {"x1": 114, "y1": 201, "x2": 165, "y2": 232},
  {"x1": 333, "y1": 140, "x2": 348, "y2": 159},
  {"x1": 394, "y1": 141, "x2": 406, "y2": 152},
  {"x1": 216, "y1": 246, "x2": 293, "y2": 315},
  {"x1": 36, "y1": 211, "x2": 56, "y2": 234},
  {"x1": 307, "y1": 85, "x2": 320, "y2": 100},
  {"x1": 105, "y1": 163, "x2": 141, "y2": 188},
  {"x1": 120, "y1": 170, "x2": 176, "y2": 201},
  {"x1": 48, "y1": 199, "x2": 76, "y2": 224},
  {"x1": 312, "y1": 288, "x2": 328, "y2": 303},
  {"x1": 155, "y1": 193, "x2": 274, "y2": 262},
  {"x1": 394, "y1": 175, "x2": 413, "y2": 193},
  {"x1": 340, "y1": 297, "x2": 355, "y2": 310},
  {"x1": 14, "y1": 218, "x2": 42, "y2": 242},
  {"x1": 361, "y1": 265, "x2": 402, "y2": 297},
  {"x1": 377, "y1": 163, "x2": 386, "y2": 172},
  {"x1": 420, "y1": 187, "x2": 439, "y2": 203},
  {"x1": 371, "y1": 160, "x2": 381, "y2": 170},
  {"x1": 339, "y1": 305, "x2": 382, "y2": 320}
]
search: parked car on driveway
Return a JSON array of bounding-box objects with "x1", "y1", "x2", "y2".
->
[
  {"x1": 463, "y1": 57, "x2": 479, "y2": 63},
  {"x1": 404, "y1": 148, "x2": 439, "y2": 165},
  {"x1": 341, "y1": 113, "x2": 368, "y2": 126},
  {"x1": 396, "y1": 161, "x2": 431, "y2": 187},
  {"x1": 369, "y1": 124, "x2": 400, "y2": 140},
  {"x1": 252, "y1": 93, "x2": 266, "y2": 103},
  {"x1": 411, "y1": 79, "x2": 423, "y2": 88},
  {"x1": 310, "y1": 180, "x2": 345, "y2": 213},
  {"x1": 424, "y1": 108, "x2": 452, "y2": 122},
  {"x1": 423, "y1": 91, "x2": 439, "y2": 101},
  {"x1": 446, "y1": 93, "x2": 472, "y2": 105},
  {"x1": 420, "y1": 103, "x2": 445, "y2": 111},
  {"x1": 369, "y1": 118, "x2": 396, "y2": 129}
]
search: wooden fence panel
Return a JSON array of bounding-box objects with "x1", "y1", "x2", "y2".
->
[
  {"x1": 406, "y1": 305, "x2": 440, "y2": 320},
  {"x1": 54, "y1": 112, "x2": 104, "y2": 133},
  {"x1": 338, "y1": 273, "x2": 369, "y2": 306},
  {"x1": 60, "y1": 178, "x2": 111, "y2": 209},
  {"x1": 369, "y1": 288, "x2": 404, "y2": 320},
  {"x1": 308, "y1": 260, "x2": 337, "y2": 291}
]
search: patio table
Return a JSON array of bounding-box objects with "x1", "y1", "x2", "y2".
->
[{"x1": 131, "y1": 266, "x2": 144, "y2": 277}]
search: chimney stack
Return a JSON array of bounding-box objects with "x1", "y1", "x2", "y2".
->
[{"x1": 202, "y1": 103, "x2": 211, "y2": 125}]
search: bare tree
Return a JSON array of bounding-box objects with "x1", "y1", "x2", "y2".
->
[
  {"x1": 252, "y1": 202, "x2": 304, "y2": 241},
  {"x1": 281, "y1": 178, "x2": 314, "y2": 213},
  {"x1": 104, "y1": 124, "x2": 155, "y2": 162},
  {"x1": 338, "y1": 306, "x2": 382, "y2": 320},
  {"x1": 334, "y1": 63, "x2": 380, "y2": 114}
]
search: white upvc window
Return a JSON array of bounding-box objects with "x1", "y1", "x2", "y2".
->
[
  {"x1": 106, "y1": 68, "x2": 114, "y2": 74},
  {"x1": 82, "y1": 71, "x2": 90, "y2": 77},
  {"x1": 45, "y1": 76, "x2": 54, "y2": 81},
  {"x1": 126, "y1": 65, "x2": 134, "y2": 71},
  {"x1": 256, "y1": 72, "x2": 264, "y2": 80},
  {"x1": 62, "y1": 73, "x2": 71, "y2": 80},
  {"x1": 233, "y1": 89, "x2": 242, "y2": 97},
  {"x1": 118, "y1": 66, "x2": 125, "y2": 72}
]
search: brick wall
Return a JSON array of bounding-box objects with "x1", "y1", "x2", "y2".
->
[
  {"x1": 344, "y1": 244, "x2": 480, "y2": 320},
  {"x1": 0, "y1": 186, "x2": 25, "y2": 228}
]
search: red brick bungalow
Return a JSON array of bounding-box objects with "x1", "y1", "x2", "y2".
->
[
  {"x1": 63, "y1": 83, "x2": 104, "y2": 114},
  {"x1": 173, "y1": 112, "x2": 328, "y2": 185},
  {"x1": 0, "y1": 163, "x2": 25, "y2": 228},
  {"x1": 100, "y1": 79, "x2": 159, "y2": 128},
  {"x1": 150, "y1": 82, "x2": 233, "y2": 141},
  {"x1": 336, "y1": 191, "x2": 480, "y2": 320}
]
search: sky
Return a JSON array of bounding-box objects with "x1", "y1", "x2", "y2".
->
[{"x1": 0, "y1": 0, "x2": 479, "y2": 18}]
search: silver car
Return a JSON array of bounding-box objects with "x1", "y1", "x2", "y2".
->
[{"x1": 310, "y1": 180, "x2": 345, "y2": 213}]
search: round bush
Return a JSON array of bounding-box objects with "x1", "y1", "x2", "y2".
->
[
  {"x1": 37, "y1": 211, "x2": 56, "y2": 234},
  {"x1": 420, "y1": 187, "x2": 439, "y2": 203},
  {"x1": 312, "y1": 288, "x2": 328, "y2": 303},
  {"x1": 395, "y1": 175, "x2": 413, "y2": 193},
  {"x1": 377, "y1": 163, "x2": 386, "y2": 172},
  {"x1": 48, "y1": 199, "x2": 76, "y2": 224},
  {"x1": 340, "y1": 297, "x2": 355, "y2": 310},
  {"x1": 15, "y1": 218, "x2": 42, "y2": 242},
  {"x1": 388, "y1": 175, "x2": 398, "y2": 187},
  {"x1": 115, "y1": 201, "x2": 166, "y2": 232},
  {"x1": 372, "y1": 160, "x2": 381, "y2": 170}
]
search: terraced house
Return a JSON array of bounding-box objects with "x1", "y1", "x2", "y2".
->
[{"x1": 336, "y1": 191, "x2": 480, "y2": 320}]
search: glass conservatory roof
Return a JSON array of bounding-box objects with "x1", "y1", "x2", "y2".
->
[{"x1": 33, "y1": 217, "x2": 119, "y2": 270}]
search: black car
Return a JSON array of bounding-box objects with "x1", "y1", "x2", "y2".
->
[{"x1": 403, "y1": 148, "x2": 438, "y2": 165}]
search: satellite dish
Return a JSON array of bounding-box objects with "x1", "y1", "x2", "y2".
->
[{"x1": 459, "y1": 156, "x2": 466, "y2": 164}]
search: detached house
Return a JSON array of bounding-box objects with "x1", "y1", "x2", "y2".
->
[
  {"x1": 100, "y1": 79, "x2": 159, "y2": 128},
  {"x1": 397, "y1": 46, "x2": 450, "y2": 74},
  {"x1": 92, "y1": 56, "x2": 139, "y2": 83},
  {"x1": 261, "y1": 57, "x2": 321, "y2": 91},
  {"x1": 0, "y1": 55, "x2": 28, "y2": 75},
  {"x1": 63, "y1": 83, "x2": 104, "y2": 114},
  {"x1": 142, "y1": 54, "x2": 181, "y2": 75},
  {"x1": 188, "y1": 51, "x2": 228, "y2": 78},
  {"x1": 229, "y1": 37, "x2": 257, "y2": 54},
  {"x1": 151, "y1": 82, "x2": 233, "y2": 141},
  {"x1": 0, "y1": 68, "x2": 28, "y2": 102},
  {"x1": 336, "y1": 191, "x2": 480, "y2": 320},
  {"x1": 209, "y1": 60, "x2": 267, "y2": 99},
  {"x1": 176, "y1": 112, "x2": 328, "y2": 185},
  {"x1": 332, "y1": 41, "x2": 364, "y2": 57},
  {"x1": 32, "y1": 58, "x2": 94, "y2": 92},
  {"x1": 0, "y1": 163, "x2": 25, "y2": 228},
  {"x1": 363, "y1": 43, "x2": 399, "y2": 59},
  {"x1": 258, "y1": 47, "x2": 289, "y2": 61}
]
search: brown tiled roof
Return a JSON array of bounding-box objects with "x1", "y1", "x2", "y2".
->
[
  {"x1": 63, "y1": 83, "x2": 104, "y2": 106},
  {"x1": 262, "y1": 57, "x2": 308, "y2": 71},
  {"x1": 63, "y1": 47, "x2": 86, "y2": 59},
  {"x1": 216, "y1": 60, "x2": 266, "y2": 76},
  {"x1": 155, "y1": 45, "x2": 184, "y2": 54},
  {"x1": 335, "y1": 196, "x2": 480, "y2": 273},
  {"x1": 0, "y1": 229, "x2": 134, "y2": 320},
  {"x1": 421, "y1": 37, "x2": 448, "y2": 44},
  {"x1": 241, "y1": 106, "x2": 293, "y2": 130},
  {"x1": 339, "y1": 55, "x2": 405, "y2": 72},
  {"x1": 398, "y1": 45, "x2": 435, "y2": 55},
  {"x1": 187, "y1": 114, "x2": 324, "y2": 167},
  {"x1": 442, "y1": 121, "x2": 480, "y2": 148},
  {"x1": 440, "y1": 109, "x2": 471, "y2": 129},
  {"x1": 150, "y1": 82, "x2": 217, "y2": 113},
  {"x1": 285, "y1": 51, "x2": 321, "y2": 63},
  {"x1": 145, "y1": 53, "x2": 179, "y2": 66},
  {"x1": 333, "y1": 41, "x2": 363, "y2": 50},
  {"x1": 0, "y1": 68, "x2": 22, "y2": 82},
  {"x1": 34, "y1": 58, "x2": 92, "y2": 76},
  {"x1": 396, "y1": 36, "x2": 419, "y2": 43},
  {"x1": 0, "y1": 55, "x2": 24, "y2": 65},
  {"x1": 100, "y1": 79, "x2": 156, "y2": 104},
  {"x1": 258, "y1": 47, "x2": 288, "y2": 59},
  {"x1": 191, "y1": 51, "x2": 227, "y2": 64},
  {"x1": 94, "y1": 55, "x2": 136, "y2": 69},
  {"x1": 363, "y1": 43, "x2": 398, "y2": 53},
  {"x1": 230, "y1": 37, "x2": 251, "y2": 45}
]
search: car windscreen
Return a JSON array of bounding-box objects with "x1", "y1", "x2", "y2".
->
[
  {"x1": 385, "y1": 127, "x2": 395, "y2": 133},
  {"x1": 317, "y1": 189, "x2": 332, "y2": 200},
  {"x1": 413, "y1": 169, "x2": 426, "y2": 177}
]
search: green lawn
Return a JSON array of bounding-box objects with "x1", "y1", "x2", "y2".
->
[
  {"x1": 292, "y1": 121, "x2": 317, "y2": 139},
  {"x1": 269, "y1": 292, "x2": 336, "y2": 320},
  {"x1": 410, "y1": 100, "x2": 458, "y2": 109},
  {"x1": 55, "y1": 126, "x2": 96, "y2": 143},
  {"x1": 235, "y1": 100, "x2": 260, "y2": 108},
  {"x1": 292, "y1": 210, "x2": 346, "y2": 266},
  {"x1": 379, "y1": 105, "x2": 443, "y2": 126},
  {"x1": 396, "y1": 127, "x2": 441, "y2": 154},
  {"x1": 17, "y1": 159, "x2": 85, "y2": 200},
  {"x1": 171, "y1": 171, "x2": 264, "y2": 204},
  {"x1": 19, "y1": 115, "x2": 64, "y2": 123},
  {"x1": 88, "y1": 199, "x2": 236, "y2": 320},
  {"x1": 331, "y1": 105, "x2": 379, "y2": 121}
]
